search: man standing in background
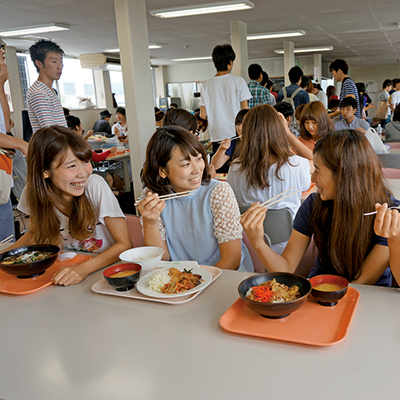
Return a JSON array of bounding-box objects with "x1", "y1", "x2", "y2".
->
[
  {"x1": 247, "y1": 63, "x2": 271, "y2": 108},
  {"x1": 328, "y1": 59, "x2": 361, "y2": 118},
  {"x1": 200, "y1": 44, "x2": 250, "y2": 154},
  {"x1": 26, "y1": 40, "x2": 67, "y2": 133}
]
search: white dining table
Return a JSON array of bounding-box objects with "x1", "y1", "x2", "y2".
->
[{"x1": 1, "y1": 266, "x2": 400, "y2": 400}]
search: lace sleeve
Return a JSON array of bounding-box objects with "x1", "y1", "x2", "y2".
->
[
  {"x1": 139, "y1": 188, "x2": 166, "y2": 241},
  {"x1": 210, "y1": 182, "x2": 243, "y2": 244}
]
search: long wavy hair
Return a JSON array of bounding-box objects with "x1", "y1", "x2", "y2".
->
[
  {"x1": 309, "y1": 130, "x2": 391, "y2": 281},
  {"x1": 26, "y1": 126, "x2": 96, "y2": 246},
  {"x1": 237, "y1": 105, "x2": 292, "y2": 189},
  {"x1": 299, "y1": 101, "x2": 334, "y2": 141},
  {"x1": 142, "y1": 126, "x2": 210, "y2": 196}
]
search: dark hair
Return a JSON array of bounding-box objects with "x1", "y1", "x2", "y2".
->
[
  {"x1": 294, "y1": 104, "x2": 305, "y2": 121},
  {"x1": 155, "y1": 110, "x2": 164, "y2": 122},
  {"x1": 63, "y1": 107, "x2": 70, "y2": 117},
  {"x1": 328, "y1": 99, "x2": 340, "y2": 111},
  {"x1": 340, "y1": 96, "x2": 358, "y2": 110},
  {"x1": 194, "y1": 111, "x2": 208, "y2": 132},
  {"x1": 288, "y1": 66, "x2": 303, "y2": 84},
  {"x1": 260, "y1": 72, "x2": 269, "y2": 87},
  {"x1": 266, "y1": 79, "x2": 274, "y2": 91},
  {"x1": 310, "y1": 130, "x2": 391, "y2": 281},
  {"x1": 392, "y1": 78, "x2": 399, "y2": 87},
  {"x1": 299, "y1": 102, "x2": 334, "y2": 141},
  {"x1": 356, "y1": 82, "x2": 366, "y2": 94},
  {"x1": 66, "y1": 115, "x2": 81, "y2": 131},
  {"x1": 274, "y1": 101, "x2": 294, "y2": 118},
  {"x1": 393, "y1": 104, "x2": 400, "y2": 122},
  {"x1": 26, "y1": 126, "x2": 96, "y2": 245},
  {"x1": 235, "y1": 109, "x2": 249, "y2": 125},
  {"x1": 329, "y1": 59, "x2": 349, "y2": 74},
  {"x1": 142, "y1": 126, "x2": 210, "y2": 195},
  {"x1": 248, "y1": 64, "x2": 262, "y2": 80},
  {"x1": 116, "y1": 107, "x2": 126, "y2": 117},
  {"x1": 382, "y1": 79, "x2": 393, "y2": 89},
  {"x1": 212, "y1": 44, "x2": 236, "y2": 72},
  {"x1": 163, "y1": 108, "x2": 197, "y2": 132},
  {"x1": 238, "y1": 105, "x2": 292, "y2": 189},
  {"x1": 29, "y1": 39, "x2": 64, "y2": 73},
  {"x1": 170, "y1": 103, "x2": 178, "y2": 109},
  {"x1": 314, "y1": 83, "x2": 322, "y2": 91},
  {"x1": 300, "y1": 75, "x2": 309, "y2": 89},
  {"x1": 326, "y1": 85, "x2": 336, "y2": 99}
]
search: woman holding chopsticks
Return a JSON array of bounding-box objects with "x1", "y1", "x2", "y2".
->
[
  {"x1": 227, "y1": 105, "x2": 311, "y2": 254},
  {"x1": 241, "y1": 130, "x2": 400, "y2": 286},
  {"x1": 138, "y1": 126, "x2": 253, "y2": 271}
]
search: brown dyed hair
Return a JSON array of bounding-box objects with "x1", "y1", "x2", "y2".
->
[
  {"x1": 299, "y1": 102, "x2": 334, "y2": 141},
  {"x1": 310, "y1": 130, "x2": 391, "y2": 281},
  {"x1": 237, "y1": 105, "x2": 292, "y2": 189},
  {"x1": 142, "y1": 126, "x2": 210, "y2": 196},
  {"x1": 26, "y1": 126, "x2": 96, "y2": 246}
]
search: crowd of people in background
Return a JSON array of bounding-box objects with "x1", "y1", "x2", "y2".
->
[{"x1": 2, "y1": 39, "x2": 400, "y2": 288}]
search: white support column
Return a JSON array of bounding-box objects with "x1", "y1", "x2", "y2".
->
[
  {"x1": 283, "y1": 42, "x2": 295, "y2": 86},
  {"x1": 314, "y1": 53, "x2": 322, "y2": 83},
  {"x1": 5, "y1": 47, "x2": 24, "y2": 139},
  {"x1": 230, "y1": 20, "x2": 248, "y2": 81},
  {"x1": 114, "y1": 0, "x2": 156, "y2": 199}
]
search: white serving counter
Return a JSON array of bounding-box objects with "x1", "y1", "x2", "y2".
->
[{"x1": 0, "y1": 269, "x2": 400, "y2": 400}]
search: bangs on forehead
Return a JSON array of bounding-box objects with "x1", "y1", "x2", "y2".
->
[
  {"x1": 176, "y1": 140, "x2": 202, "y2": 160},
  {"x1": 54, "y1": 138, "x2": 92, "y2": 167}
]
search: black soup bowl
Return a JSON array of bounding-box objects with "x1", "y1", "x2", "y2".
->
[
  {"x1": 238, "y1": 272, "x2": 312, "y2": 319},
  {"x1": 103, "y1": 263, "x2": 142, "y2": 291},
  {"x1": 0, "y1": 245, "x2": 60, "y2": 279}
]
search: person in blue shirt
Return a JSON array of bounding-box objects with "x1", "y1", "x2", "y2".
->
[
  {"x1": 277, "y1": 66, "x2": 309, "y2": 110},
  {"x1": 332, "y1": 97, "x2": 370, "y2": 133},
  {"x1": 240, "y1": 129, "x2": 399, "y2": 286}
]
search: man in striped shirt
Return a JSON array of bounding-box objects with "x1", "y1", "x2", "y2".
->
[
  {"x1": 328, "y1": 59, "x2": 361, "y2": 119},
  {"x1": 26, "y1": 40, "x2": 67, "y2": 133}
]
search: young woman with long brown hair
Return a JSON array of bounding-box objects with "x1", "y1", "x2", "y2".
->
[
  {"x1": 241, "y1": 129, "x2": 400, "y2": 286},
  {"x1": 227, "y1": 105, "x2": 310, "y2": 254},
  {"x1": 7, "y1": 126, "x2": 131, "y2": 286},
  {"x1": 299, "y1": 101, "x2": 334, "y2": 151},
  {"x1": 138, "y1": 126, "x2": 253, "y2": 271}
]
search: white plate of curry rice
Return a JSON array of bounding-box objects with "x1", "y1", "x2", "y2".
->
[{"x1": 136, "y1": 262, "x2": 213, "y2": 298}]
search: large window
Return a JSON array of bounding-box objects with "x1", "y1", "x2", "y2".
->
[
  {"x1": 109, "y1": 71, "x2": 125, "y2": 107},
  {"x1": 18, "y1": 54, "x2": 96, "y2": 109}
]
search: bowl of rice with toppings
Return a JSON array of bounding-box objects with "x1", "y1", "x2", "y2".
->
[
  {"x1": 119, "y1": 246, "x2": 164, "y2": 272},
  {"x1": 238, "y1": 272, "x2": 312, "y2": 319}
]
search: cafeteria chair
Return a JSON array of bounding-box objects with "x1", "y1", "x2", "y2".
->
[
  {"x1": 377, "y1": 153, "x2": 400, "y2": 169},
  {"x1": 239, "y1": 205, "x2": 293, "y2": 245},
  {"x1": 125, "y1": 215, "x2": 145, "y2": 248},
  {"x1": 294, "y1": 237, "x2": 317, "y2": 278},
  {"x1": 382, "y1": 168, "x2": 400, "y2": 179}
]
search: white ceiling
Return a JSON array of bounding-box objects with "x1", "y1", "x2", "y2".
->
[{"x1": 1, "y1": 0, "x2": 400, "y2": 67}]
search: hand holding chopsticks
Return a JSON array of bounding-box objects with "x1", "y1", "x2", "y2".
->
[
  {"x1": 239, "y1": 187, "x2": 299, "y2": 219},
  {"x1": 134, "y1": 190, "x2": 195, "y2": 207},
  {"x1": 218, "y1": 135, "x2": 241, "y2": 144}
]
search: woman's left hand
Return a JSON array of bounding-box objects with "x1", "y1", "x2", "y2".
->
[
  {"x1": 374, "y1": 203, "x2": 400, "y2": 241},
  {"x1": 52, "y1": 266, "x2": 88, "y2": 286}
]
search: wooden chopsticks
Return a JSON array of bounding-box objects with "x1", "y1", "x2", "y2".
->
[
  {"x1": 218, "y1": 135, "x2": 242, "y2": 144},
  {"x1": 0, "y1": 234, "x2": 14, "y2": 247},
  {"x1": 134, "y1": 190, "x2": 195, "y2": 207},
  {"x1": 239, "y1": 187, "x2": 299, "y2": 218}
]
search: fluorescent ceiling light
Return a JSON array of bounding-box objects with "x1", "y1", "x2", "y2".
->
[
  {"x1": 171, "y1": 56, "x2": 212, "y2": 62},
  {"x1": 0, "y1": 24, "x2": 69, "y2": 37},
  {"x1": 274, "y1": 46, "x2": 334, "y2": 54},
  {"x1": 103, "y1": 44, "x2": 163, "y2": 53},
  {"x1": 247, "y1": 30, "x2": 306, "y2": 40},
  {"x1": 149, "y1": 1, "x2": 254, "y2": 18}
]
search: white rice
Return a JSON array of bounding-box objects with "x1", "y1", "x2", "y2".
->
[{"x1": 147, "y1": 269, "x2": 171, "y2": 293}]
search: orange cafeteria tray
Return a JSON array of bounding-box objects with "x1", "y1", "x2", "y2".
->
[
  {"x1": 0, "y1": 254, "x2": 93, "y2": 295},
  {"x1": 219, "y1": 287, "x2": 360, "y2": 347}
]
